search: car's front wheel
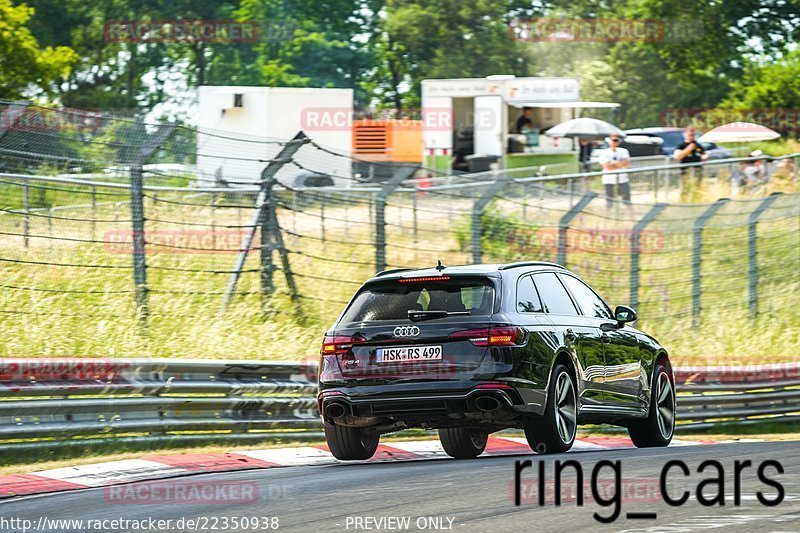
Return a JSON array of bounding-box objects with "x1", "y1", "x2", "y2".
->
[
  {"x1": 438, "y1": 428, "x2": 488, "y2": 459},
  {"x1": 324, "y1": 424, "x2": 380, "y2": 460},
  {"x1": 524, "y1": 364, "x2": 577, "y2": 454},
  {"x1": 628, "y1": 364, "x2": 675, "y2": 447}
]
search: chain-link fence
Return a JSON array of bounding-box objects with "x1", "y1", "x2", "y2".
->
[{"x1": 1, "y1": 101, "x2": 798, "y2": 361}]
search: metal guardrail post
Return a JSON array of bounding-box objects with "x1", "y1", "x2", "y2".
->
[
  {"x1": 221, "y1": 132, "x2": 308, "y2": 313},
  {"x1": 748, "y1": 193, "x2": 782, "y2": 317},
  {"x1": 692, "y1": 198, "x2": 730, "y2": 326},
  {"x1": 630, "y1": 203, "x2": 667, "y2": 311},
  {"x1": 375, "y1": 168, "x2": 414, "y2": 272},
  {"x1": 471, "y1": 172, "x2": 511, "y2": 264},
  {"x1": 557, "y1": 192, "x2": 597, "y2": 267},
  {"x1": 129, "y1": 124, "x2": 176, "y2": 324}
]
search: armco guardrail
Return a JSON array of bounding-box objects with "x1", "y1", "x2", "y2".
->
[
  {"x1": 674, "y1": 362, "x2": 800, "y2": 429},
  {"x1": 0, "y1": 359, "x2": 320, "y2": 450},
  {"x1": 0, "y1": 359, "x2": 798, "y2": 451}
]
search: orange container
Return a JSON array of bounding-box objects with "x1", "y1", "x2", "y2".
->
[{"x1": 352, "y1": 119, "x2": 423, "y2": 163}]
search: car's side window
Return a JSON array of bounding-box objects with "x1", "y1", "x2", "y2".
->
[
  {"x1": 559, "y1": 274, "x2": 612, "y2": 320},
  {"x1": 531, "y1": 273, "x2": 578, "y2": 315},
  {"x1": 516, "y1": 275, "x2": 543, "y2": 313}
]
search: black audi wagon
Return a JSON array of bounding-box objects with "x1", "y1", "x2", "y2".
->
[{"x1": 318, "y1": 262, "x2": 676, "y2": 460}]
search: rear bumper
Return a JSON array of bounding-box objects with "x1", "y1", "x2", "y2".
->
[{"x1": 318, "y1": 384, "x2": 525, "y2": 423}]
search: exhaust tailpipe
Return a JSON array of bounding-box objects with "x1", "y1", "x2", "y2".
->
[
  {"x1": 474, "y1": 395, "x2": 502, "y2": 412},
  {"x1": 325, "y1": 401, "x2": 347, "y2": 419}
]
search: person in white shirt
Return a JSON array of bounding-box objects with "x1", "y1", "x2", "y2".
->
[{"x1": 597, "y1": 135, "x2": 631, "y2": 207}]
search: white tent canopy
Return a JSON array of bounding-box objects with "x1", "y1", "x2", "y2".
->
[{"x1": 508, "y1": 101, "x2": 621, "y2": 109}]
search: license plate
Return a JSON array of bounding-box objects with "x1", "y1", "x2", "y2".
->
[{"x1": 376, "y1": 345, "x2": 442, "y2": 363}]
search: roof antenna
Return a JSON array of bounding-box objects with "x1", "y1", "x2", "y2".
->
[{"x1": 435, "y1": 260, "x2": 446, "y2": 272}]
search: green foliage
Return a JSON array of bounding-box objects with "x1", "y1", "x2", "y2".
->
[
  {"x1": 376, "y1": 0, "x2": 536, "y2": 108},
  {"x1": 452, "y1": 205, "x2": 549, "y2": 262},
  {"x1": 723, "y1": 49, "x2": 800, "y2": 110},
  {"x1": 0, "y1": 0, "x2": 77, "y2": 98}
]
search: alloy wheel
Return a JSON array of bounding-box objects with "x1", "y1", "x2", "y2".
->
[
  {"x1": 554, "y1": 372, "x2": 577, "y2": 444},
  {"x1": 655, "y1": 372, "x2": 675, "y2": 440}
]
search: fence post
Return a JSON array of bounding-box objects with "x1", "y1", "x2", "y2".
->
[
  {"x1": 22, "y1": 179, "x2": 30, "y2": 248},
  {"x1": 748, "y1": 193, "x2": 782, "y2": 317},
  {"x1": 557, "y1": 192, "x2": 597, "y2": 267},
  {"x1": 130, "y1": 165, "x2": 147, "y2": 321},
  {"x1": 471, "y1": 173, "x2": 511, "y2": 264},
  {"x1": 220, "y1": 132, "x2": 308, "y2": 313},
  {"x1": 90, "y1": 186, "x2": 97, "y2": 242},
  {"x1": 259, "y1": 136, "x2": 308, "y2": 299},
  {"x1": 412, "y1": 188, "x2": 418, "y2": 243},
  {"x1": 320, "y1": 191, "x2": 326, "y2": 244},
  {"x1": 629, "y1": 203, "x2": 667, "y2": 312},
  {"x1": 129, "y1": 123, "x2": 176, "y2": 324},
  {"x1": 692, "y1": 198, "x2": 730, "y2": 326},
  {"x1": 375, "y1": 169, "x2": 413, "y2": 272}
]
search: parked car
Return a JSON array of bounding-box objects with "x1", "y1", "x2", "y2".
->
[
  {"x1": 623, "y1": 127, "x2": 733, "y2": 160},
  {"x1": 318, "y1": 262, "x2": 676, "y2": 460}
]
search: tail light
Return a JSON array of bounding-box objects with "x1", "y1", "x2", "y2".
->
[
  {"x1": 319, "y1": 335, "x2": 365, "y2": 379},
  {"x1": 449, "y1": 327, "x2": 525, "y2": 347},
  {"x1": 320, "y1": 335, "x2": 362, "y2": 356}
]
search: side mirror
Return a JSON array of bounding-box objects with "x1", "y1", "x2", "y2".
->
[{"x1": 614, "y1": 305, "x2": 637, "y2": 326}]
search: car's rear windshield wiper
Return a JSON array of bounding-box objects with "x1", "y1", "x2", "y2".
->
[{"x1": 408, "y1": 310, "x2": 470, "y2": 322}]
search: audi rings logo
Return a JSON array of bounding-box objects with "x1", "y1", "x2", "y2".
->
[{"x1": 393, "y1": 326, "x2": 420, "y2": 337}]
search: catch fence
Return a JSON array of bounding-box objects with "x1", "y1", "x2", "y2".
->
[{"x1": 0, "y1": 101, "x2": 798, "y2": 360}]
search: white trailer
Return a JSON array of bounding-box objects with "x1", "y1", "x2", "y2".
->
[
  {"x1": 196, "y1": 86, "x2": 354, "y2": 187},
  {"x1": 421, "y1": 76, "x2": 618, "y2": 171}
]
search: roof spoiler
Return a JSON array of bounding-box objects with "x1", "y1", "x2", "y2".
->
[
  {"x1": 374, "y1": 267, "x2": 414, "y2": 277},
  {"x1": 498, "y1": 261, "x2": 566, "y2": 271}
]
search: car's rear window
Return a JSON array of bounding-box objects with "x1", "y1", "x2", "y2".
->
[{"x1": 339, "y1": 277, "x2": 495, "y2": 323}]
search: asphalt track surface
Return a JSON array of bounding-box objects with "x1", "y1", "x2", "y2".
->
[{"x1": 1, "y1": 441, "x2": 798, "y2": 533}]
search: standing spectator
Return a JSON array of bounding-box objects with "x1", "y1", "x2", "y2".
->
[
  {"x1": 516, "y1": 107, "x2": 533, "y2": 133},
  {"x1": 598, "y1": 135, "x2": 631, "y2": 207},
  {"x1": 673, "y1": 127, "x2": 709, "y2": 200},
  {"x1": 578, "y1": 137, "x2": 593, "y2": 173},
  {"x1": 673, "y1": 127, "x2": 709, "y2": 171}
]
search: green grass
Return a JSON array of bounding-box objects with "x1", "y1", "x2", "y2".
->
[{"x1": 0, "y1": 179, "x2": 797, "y2": 366}]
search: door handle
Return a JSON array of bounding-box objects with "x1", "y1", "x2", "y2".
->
[{"x1": 565, "y1": 328, "x2": 577, "y2": 341}]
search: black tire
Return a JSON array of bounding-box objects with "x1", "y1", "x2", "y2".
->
[
  {"x1": 524, "y1": 364, "x2": 577, "y2": 454},
  {"x1": 438, "y1": 428, "x2": 488, "y2": 459},
  {"x1": 628, "y1": 364, "x2": 675, "y2": 448},
  {"x1": 324, "y1": 424, "x2": 380, "y2": 460}
]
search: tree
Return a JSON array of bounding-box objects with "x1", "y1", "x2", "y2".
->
[
  {"x1": 0, "y1": 0, "x2": 77, "y2": 99},
  {"x1": 723, "y1": 50, "x2": 800, "y2": 109},
  {"x1": 378, "y1": 0, "x2": 536, "y2": 108}
]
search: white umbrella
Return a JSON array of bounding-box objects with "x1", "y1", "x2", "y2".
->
[
  {"x1": 545, "y1": 117, "x2": 625, "y2": 139},
  {"x1": 699, "y1": 122, "x2": 780, "y2": 143}
]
